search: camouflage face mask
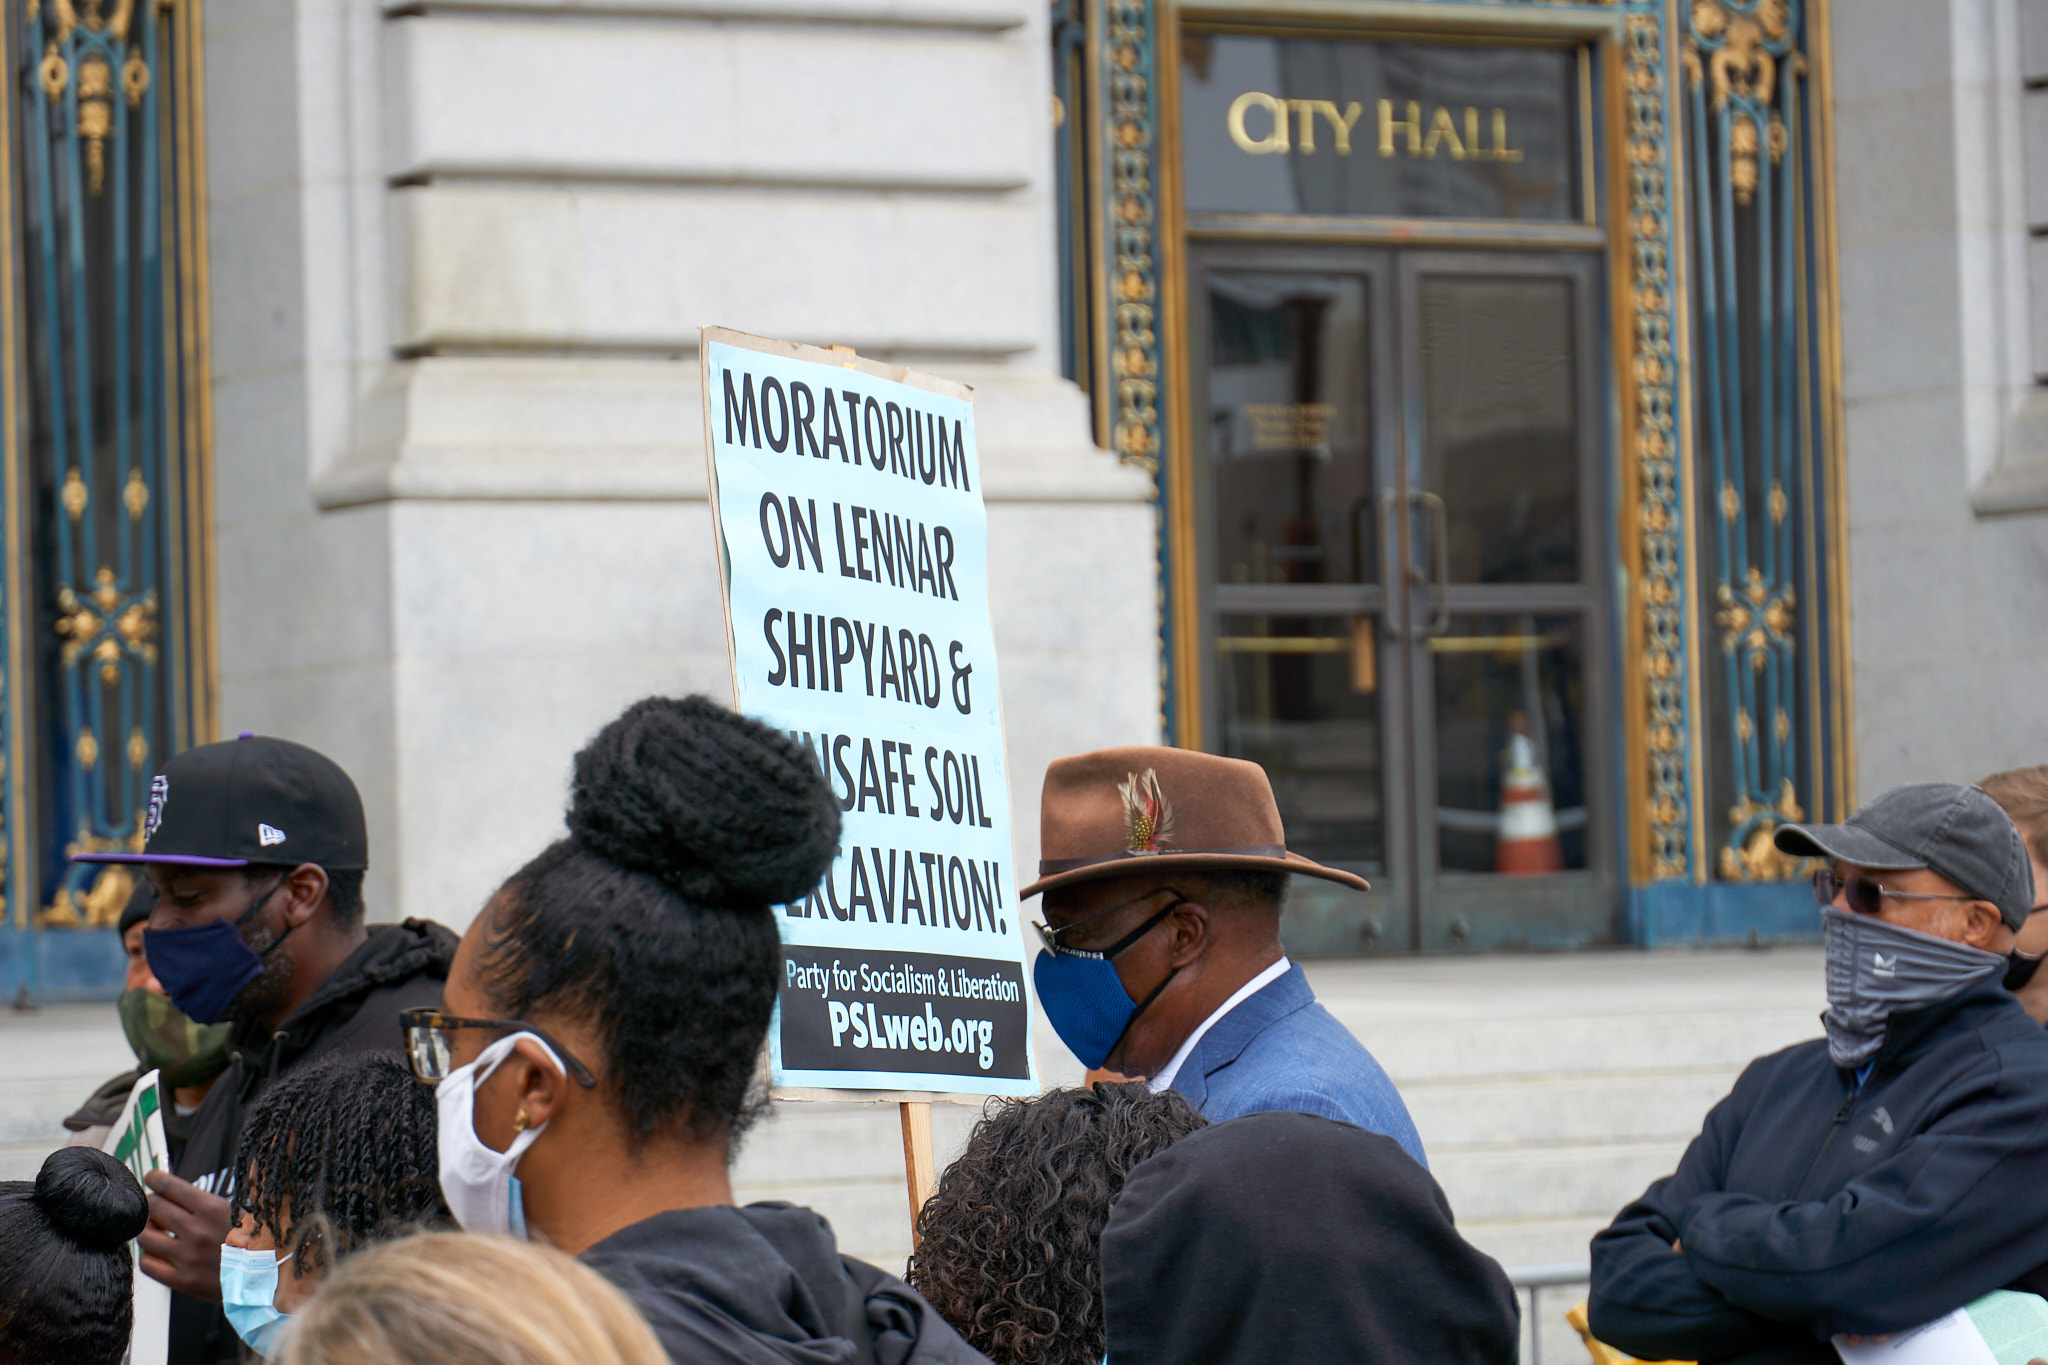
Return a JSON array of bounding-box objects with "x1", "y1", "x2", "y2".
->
[{"x1": 117, "y1": 987, "x2": 231, "y2": 1088}]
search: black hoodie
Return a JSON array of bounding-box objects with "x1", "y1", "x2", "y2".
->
[
  {"x1": 168, "y1": 918, "x2": 457, "y2": 1365},
  {"x1": 581, "y1": 1203, "x2": 993, "y2": 1365},
  {"x1": 1589, "y1": 983, "x2": 2048, "y2": 1364}
]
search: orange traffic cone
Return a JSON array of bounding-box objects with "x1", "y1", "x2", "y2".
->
[{"x1": 1496, "y1": 714, "x2": 1564, "y2": 875}]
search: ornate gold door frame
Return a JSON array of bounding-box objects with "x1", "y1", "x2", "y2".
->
[{"x1": 1054, "y1": 0, "x2": 1853, "y2": 936}]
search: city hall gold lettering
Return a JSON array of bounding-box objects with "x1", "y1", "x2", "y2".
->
[{"x1": 1225, "y1": 92, "x2": 1522, "y2": 162}]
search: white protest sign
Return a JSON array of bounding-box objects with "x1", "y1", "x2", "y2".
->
[
  {"x1": 104, "y1": 1069, "x2": 171, "y2": 1365},
  {"x1": 700, "y1": 327, "x2": 1037, "y2": 1097}
]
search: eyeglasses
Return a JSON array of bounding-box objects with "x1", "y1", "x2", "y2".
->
[
  {"x1": 1034, "y1": 888, "x2": 1188, "y2": 961},
  {"x1": 1812, "y1": 870, "x2": 1979, "y2": 918},
  {"x1": 398, "y1": 1007, "x2": 598, "y2": 1088}
]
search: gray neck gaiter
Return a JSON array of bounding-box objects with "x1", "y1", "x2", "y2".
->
[{"x1": 1822, "y1": 907, "x2": 2004, "y2": 1069}]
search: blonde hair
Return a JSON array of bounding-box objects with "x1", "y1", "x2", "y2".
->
[
  {"x1": 277, "y1": 1232, "x2": 669, "y2": 1365},
  {"x1": 1983, "y1": 765, "x2": 2048, "y2": 868}
]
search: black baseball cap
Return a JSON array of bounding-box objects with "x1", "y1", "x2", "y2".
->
[
  {"x1": 117, "y1": 878, "x2": 156, "y2": 936},
  {"x1": 1774, "y1": 782, "x2": 2035, "y2": 930},
  {"x1": 73, "y1": 734, "x2": 368, "y2": 871}
]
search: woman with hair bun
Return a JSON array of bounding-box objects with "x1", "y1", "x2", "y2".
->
[
  {"x1": 0, "y1": 1145, "x2": 152, "y2": 1365},
  {"x1": 405, "y1": 695, "x2": 987, "y2": 1365}
]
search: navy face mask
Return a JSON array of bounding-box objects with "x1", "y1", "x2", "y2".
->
[
  {"x1": 144, "y1": 880, "x2": 290, "y2": 1025},
  {"x1": 1032, "y1": 895, "x2": 1184, "y2": 1071}
]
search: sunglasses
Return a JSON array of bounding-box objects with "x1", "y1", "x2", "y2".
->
[
  {"x1": 398, "y1": 1007, "x2": 598, "y2": 1088},
  {"x1": 1811, "y1": 869, "x2": 1978, "y2": 918},
  {"x1": 1034, "y1": 888, "x2": 1188, "y2": 960}
]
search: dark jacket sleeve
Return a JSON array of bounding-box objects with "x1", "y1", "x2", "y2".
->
[
  {"x1": 842, "y1": 1256, "x2": 993, "y2": 1365},
  {"x1": 1588, "y1": 1071, "x2": 1771, "y2": 1363},
  {"x1": 1677, "y1": 1053, "x2": 2048, "y2": 1339}
]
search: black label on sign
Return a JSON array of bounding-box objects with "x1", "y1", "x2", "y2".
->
[{"x1": 780, "y1": 947, "x2": 1031, "y2": 1081}]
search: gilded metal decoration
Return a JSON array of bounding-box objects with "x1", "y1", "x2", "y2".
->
[
  {"x1": 11, "y1": 0, "x2": 215, "y2": 952},
  {"x1": 38, "y1": 860, "x2": 132, "y2": 928},
  {"x1": 77, "y1": 49, "x2": 110, "y2": 191},
  {"x1": 1683, "y1": 0, "x2": 1839, "y2": 880},
  {"x1": 1686, "y1": 0, "x2": 1795, "y2": 205},
  {"x1": 1614, "y1": 6, "x2": 1695, "y2": 881},
  {"x1": 1105, "y1": 0, "x2": 1161, "y2": 474}
]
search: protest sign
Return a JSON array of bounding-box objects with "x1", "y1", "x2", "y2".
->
[
  {"x1": 1832, "y1": 1290, "x2": 2048, "y2": 1365},
  {"x1": 700, "y1": 327, "x2": 1038, "y2": 1103},
  {"x1": 104, "y1": 1069, "x2": 171, "y2": 1365}
]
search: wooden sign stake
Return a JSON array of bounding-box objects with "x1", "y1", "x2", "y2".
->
[{"x1": 900, "y1": 1099, "x2": 937, "y2": 1249}]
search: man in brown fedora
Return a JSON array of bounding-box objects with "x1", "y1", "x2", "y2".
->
[{"x1": 1024, "y1": 746, "x2": 1424, "y2": 1163}]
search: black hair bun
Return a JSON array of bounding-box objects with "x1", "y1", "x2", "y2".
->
[
  {"x1": 35, "y1": 1147, "x2": 149, "y2": 1250},
  {"x1": 567, "y1": 695, "x2": 840, "y2": 908}
]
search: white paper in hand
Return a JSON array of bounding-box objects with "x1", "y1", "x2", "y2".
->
[
  {"x1": 1834, "y1": 1291, "x2": 2048, "y2": 1365},
  {"x1": 103, "y1": 1069, "x2": 171, "y2": 1365}
]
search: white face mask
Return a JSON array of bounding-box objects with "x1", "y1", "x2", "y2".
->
[{"x1": 435, "y1": 1032, "x2": 564, "y2": 1238}]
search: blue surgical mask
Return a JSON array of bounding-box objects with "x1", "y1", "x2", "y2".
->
[
  {"x1": 219, "y1": 1243, "x2": 294, "y2": 1357},
  {"x1": 144, "y1": 881, "x2": 289, "y2": 1024},
  {"x1": 1032, "y1": 898, "x2": 1183, "y2": 1070}
]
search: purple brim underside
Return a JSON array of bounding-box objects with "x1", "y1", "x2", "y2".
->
[{"x1": 70, "y1": 853, "x2": 252, "y2": 867}]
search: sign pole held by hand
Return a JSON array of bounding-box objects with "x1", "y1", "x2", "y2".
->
[{"x1": 698, "y1": 326, "x2": 1038, "y2": 1247}]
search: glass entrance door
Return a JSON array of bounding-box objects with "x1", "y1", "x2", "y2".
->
[{"x1": 1190, "y1": 243, "x2": 1615, "y2": 952}]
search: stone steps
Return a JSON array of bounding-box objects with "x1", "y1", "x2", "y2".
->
[
  {"x1": 0, "y1": 1001, "x2": 139, "y2": 1180},
  {"x1": 1401, "y1": 1067, "x2": 1741, "y2": 1149}
]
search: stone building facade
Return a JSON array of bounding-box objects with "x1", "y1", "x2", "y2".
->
[{"x1": 2, "y1": 0, "x2": 2045, "y2": 989}]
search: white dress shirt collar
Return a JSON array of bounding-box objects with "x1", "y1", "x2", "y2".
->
[{"x1": 1146, "y1": 956, "x2": 1291, "y2": 1094}]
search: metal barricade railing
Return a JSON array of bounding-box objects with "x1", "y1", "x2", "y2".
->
[{"x1": 1505, "y1": 1262, "x2": 1592, "y2": 1365}]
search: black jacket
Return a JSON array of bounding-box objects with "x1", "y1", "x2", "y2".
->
[
  {"x1": 168, "y1": 919, "x2": 456, "y2": 1365},
  {"x1": 1589, "y1": 984, "x2": 2048, "y2": 1364},
  {"x1": 582, "y1": 1203, "x2": 992, "y2": 1365}
]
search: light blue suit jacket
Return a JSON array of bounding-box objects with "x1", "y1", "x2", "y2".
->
[{"x1": 1164, "y1": 962, "x2": 1427, "y2": 1166}]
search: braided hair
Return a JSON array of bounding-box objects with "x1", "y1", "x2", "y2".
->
[
  {"x1": 0, "y1": 1147, "x2": 149, "y2": 1365},
  {"x1": 906, "y1": 1082, "x2": 1208, "y2": 1365},
  {"x1": 229, "y1": 1050, "x2": 448, "y2": 1277},
  {"x1": 477, "y1": 695, "x2": 839, "y2": 1144}
]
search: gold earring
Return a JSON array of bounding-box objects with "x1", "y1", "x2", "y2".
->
[{"x1": 512, "y1": 1108, "x2": 531, "y2": 1133}]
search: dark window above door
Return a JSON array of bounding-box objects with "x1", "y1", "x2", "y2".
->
[{"x1": 1179, "y1": 33, "x2": 1583, "y2": 222}]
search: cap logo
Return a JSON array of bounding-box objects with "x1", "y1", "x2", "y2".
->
[
  {"x1": 144, "y1": 776, "x2": 169, "y2": 843},
  {"x1": 1872, "y1": 951, "x2": 1896, "y2": 978},
  {"x1": 258, "y1": 823, "x2": 287, "y2": 848},
  {"x1": 1119, "y1": 769, "x2": 1175, "y2": 856}
]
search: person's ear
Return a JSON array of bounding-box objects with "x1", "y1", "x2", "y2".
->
[
  {"x1": 507, "y1": 1037, "x2": 570, "y2": 1131},
  {"x1": 1962, "y1": 900, "x2": 2005, "y2": 951},
  {"x1": 278, "y1": 863, "x2": 329, "y2": 929},
  {"x1": 1166, "y1": 899, "x2": 1211, "y2": 969}
]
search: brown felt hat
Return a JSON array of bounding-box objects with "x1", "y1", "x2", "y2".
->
[{"x1": 1019, "y1": 746, "x2": 1370, "y2": 900}]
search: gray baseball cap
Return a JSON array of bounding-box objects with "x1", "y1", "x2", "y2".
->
[{"x1": 1775, "y1": 782, "x2": 2036, "y2": 930}]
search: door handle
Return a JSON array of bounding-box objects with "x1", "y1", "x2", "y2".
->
[{"x1": 1414, "y1": 491, "x2": 1450, "y2": 637}]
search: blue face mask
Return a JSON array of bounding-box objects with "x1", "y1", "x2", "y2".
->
[
  {"x1": 219, "y1": 1243, "x2": 294, "y2": 1357},
  {"x1": 144, "y1": 880, "x2": 289, "y2": 1024},
  {"x1": 1032, "y1": 897, "x2": 1184, "y2": 1070}
]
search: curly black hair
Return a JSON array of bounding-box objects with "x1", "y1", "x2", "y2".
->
[
  {"x1": 0, "y1": 1147, "x2": 149, "y2": 1365},
  {"x1": 476, "y1": 695, "x2": 840, "y2": 1144},
  {"x1": 906, "y1": 1082, "x2": 1208, "y2": 1365},
  {"x1": 229, "y1": 1050, "x2": 448, "y2": 1277}
]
